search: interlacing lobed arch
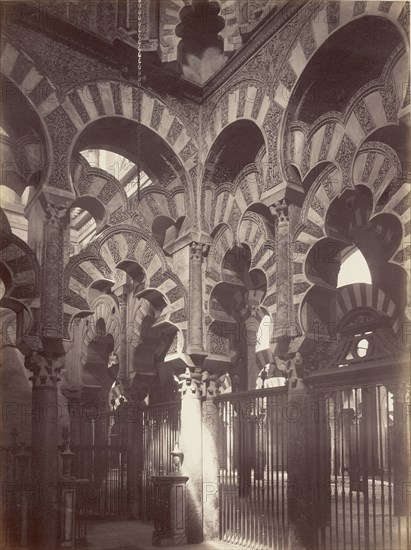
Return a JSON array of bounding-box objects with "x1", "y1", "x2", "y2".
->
[
  {"x1": 0, "y1": 207, "x2": 40, "y2": 337},
  {"x1": 64, "y1": 225, "x2": 187, "y2": 336},
  {"x1": 79, "y1": 294, "x2": 121, "y2": 368}
]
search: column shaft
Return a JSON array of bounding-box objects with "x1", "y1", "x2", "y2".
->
[
  {"x1": 189, "y1": 242, "x2": 208, "y2": 353},
  {"x1": 202, "y1": 379, "x2": 221, "y2": 540},
  {"x1": 287, "y1": 385, "x2": 315, "y2": 550},
  {"x1": 179, "y1": 371, "x2": 203, "y2": 543},
  {"x1": 271, "y1": 200, "x2": 294, "y2": 347},
  {"x1": 117, "y1": 293, "x2": 128, "y2": 382},
  {"x1": 26, "y1": 353, "x2": 63, "y2": 550}
]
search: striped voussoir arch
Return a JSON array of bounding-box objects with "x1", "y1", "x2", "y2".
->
[
  {"x1": 202, "y1": 163, "x2": 264, "y2": 233},
  {"x1": 135, "y1": 186, "x2": 187, "y2": 228},
  {"x1": 353, "y1": 142, "x2": 410, "y2": 266},
  {"x1": 0, "y1": 223, "x2": 40, "y2": 305},
  {"x1": 0, "y1": 133, "x2": 46, "y2": 194},
  {"x1": 202, "y1": 81, "x2": 271, "y2": 161},
  {"x1": 0, "y1": 39, "x2": 58, "y2": 124},
  {"x1": 337, "y1": 283, "x2": 400, "y2": 333},
  {"x1": 289, "y1": 47, "x2": 407, "y2": 185},
  {"x1": 0, "y1": 310, "x2": 17, "y2": 348},
  {"x1": 126, "y1": 296, "x2": 156, "y2": 361},
  {"x1": 74, "y1": 160, "x2": 129, "y2": 228},
  {"x1": 205, "y1": 224, "x2": 235, "y2": 292},
  {"x1": 65, "y1": 227, "x2": 185, "y2": 321},
  {"x1": 274, "y1": 0, "x2": 409, "y2": 114},
  {"x1": 237, "y1": 211, "x2": 276, "y2": 316},
  {"x1": 79, "y1": 294, "x2": 121, "y2": 367},
  {"x1": 61, "y1": 82, "x2": 198, "y2": 171}
]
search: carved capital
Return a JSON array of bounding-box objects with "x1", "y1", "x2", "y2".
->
[
  {"x1": 190, "y1": 241, "x2": 209, "y2": 262},
  {"x1": 201, "y1": 370, "x2": 226, "y2": 399},
  {"x1": 275, "y1": 351, "x2": 306, "y2": 388},
  {"x1": 179, "y1": 366, "x2": 203, "y2": 398},
  {"x1": 270, "y1": 199, "x2": 289, "y2": 224},
  {"x1": 25, "y1": 352, "x2": 64, "y2": 387},
  {"x1": 245, "y1": 289, "x2": 265, "y2": 319},
  {"x1": 45, "y1": 203, "x2": 69, "y2": 227}
]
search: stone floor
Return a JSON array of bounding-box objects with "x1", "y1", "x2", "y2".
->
[{"x1": 86, "y1": 520, "x2": 244, "y2": 550}]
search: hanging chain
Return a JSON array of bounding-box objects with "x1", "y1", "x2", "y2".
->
[{"x1": 137, "y1": 0, "x2": 142, "y2": 201}]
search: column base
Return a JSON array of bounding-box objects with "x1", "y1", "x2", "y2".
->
[{"x1": 152, "y1": 533, "x2": 187, "y2": 547}]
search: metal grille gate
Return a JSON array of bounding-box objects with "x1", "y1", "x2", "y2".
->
[
  {"x1": 75, "y1": 411, "x2": 127, "y2": 518},
  {"x1": 216, "y1": 387, "x2": 288, "y2": 549},
  {"x1": 140, "y1": 401, "x2": 181, "y2": 522},
  {"x1": 312, "y1": 382, "x2": 411, "y2": 550}
]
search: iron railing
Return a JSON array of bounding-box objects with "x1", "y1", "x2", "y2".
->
[
  {"x1": 140, "y1": 401, "x2": 181, "y2": 522},
  {"x1": 215, "y1": 387, "x2": 289, "y2": 550},
  {"x1": 73, "y1": 410, "x2": 128, "y2": 519},
  {"x1": 312, "y1": 383, "x2": 411, "y2": 550}
]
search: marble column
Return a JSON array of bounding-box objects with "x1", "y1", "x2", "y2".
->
[
  {"x1": 390, "y1": 383, "x2": 410, "y2": 517},
  {"x1": 126, "y1": 402, "x2": 143, "y2": 519},
  {"x1": 271, "y1": 200, "x2": 295, "y2": 353},
  {"x1": 202, "y1": 373, "x2": 223, "y2": 541},
  {"x1": 286, "y1": 376, "x2": 315, "y2": 550},
  {"x1": 61, "y1": 386, "x2": 82, "y2": 478},
  {"x1": 188, "y1": 242, "x2": 209, "y2": 356},
  {"x1": 40, "y1": 202, "x2": 70, "y2": 342},
  {"x1": 179, "y1": 368, "x2": 204, "y2": 543},
  {"x1": 124, "y1": 384, "x2": 148, "y2": 520},
  {"x1": 23, "y1": 196, "x2": 71, "y2": 549},
  {"x1": 25, "y1": 352, "x2": 64, "y2": 550},
  {"x1": 115, "y1": 287, "x2": 130, "y2": 383}
]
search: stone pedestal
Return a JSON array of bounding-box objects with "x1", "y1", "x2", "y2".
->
[{"x1": 151, "y1": 475, "x2": 189, "y2": 547}]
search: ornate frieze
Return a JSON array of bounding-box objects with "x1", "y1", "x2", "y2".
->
[
  {"x1": 41, "y1": 202, "x2": 69, "y2": 339},
  {"x1": 362, "y1": 151, "x2": 377, "y2": 182},
  {"x1": 166, "y1": 118, "x2": 184, "y2": 146},
  {"x1": 353, "y1": 99, "x2": 376, "y2": 134},
  {"x1": 110, "y1": 82, "x2": 123, "y2": 115},
  {"x1": 179, "y1": 139, "x2": 197, "y2": 163},
  {"x1": 327, "y1": 1, "x2": 340, "y2": 34},
  {"x1": 150, "y1": 100, "x2": 164, "y2": 131},
  {"x1": 353, "y1": 1, "x2": 367, "y2": 16},
  {"x1": 335, "y1": 134, "x2": 356, "y2": 189},
  {"x1": 45, "y1": 107, "x2": 77, "y2": 191},
  {"x1": 380, "y1": 75, "x2": 399, "y2": 123},
  {"x1": 372, "y1": 157, "x2": 391, "y2": 192}
]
